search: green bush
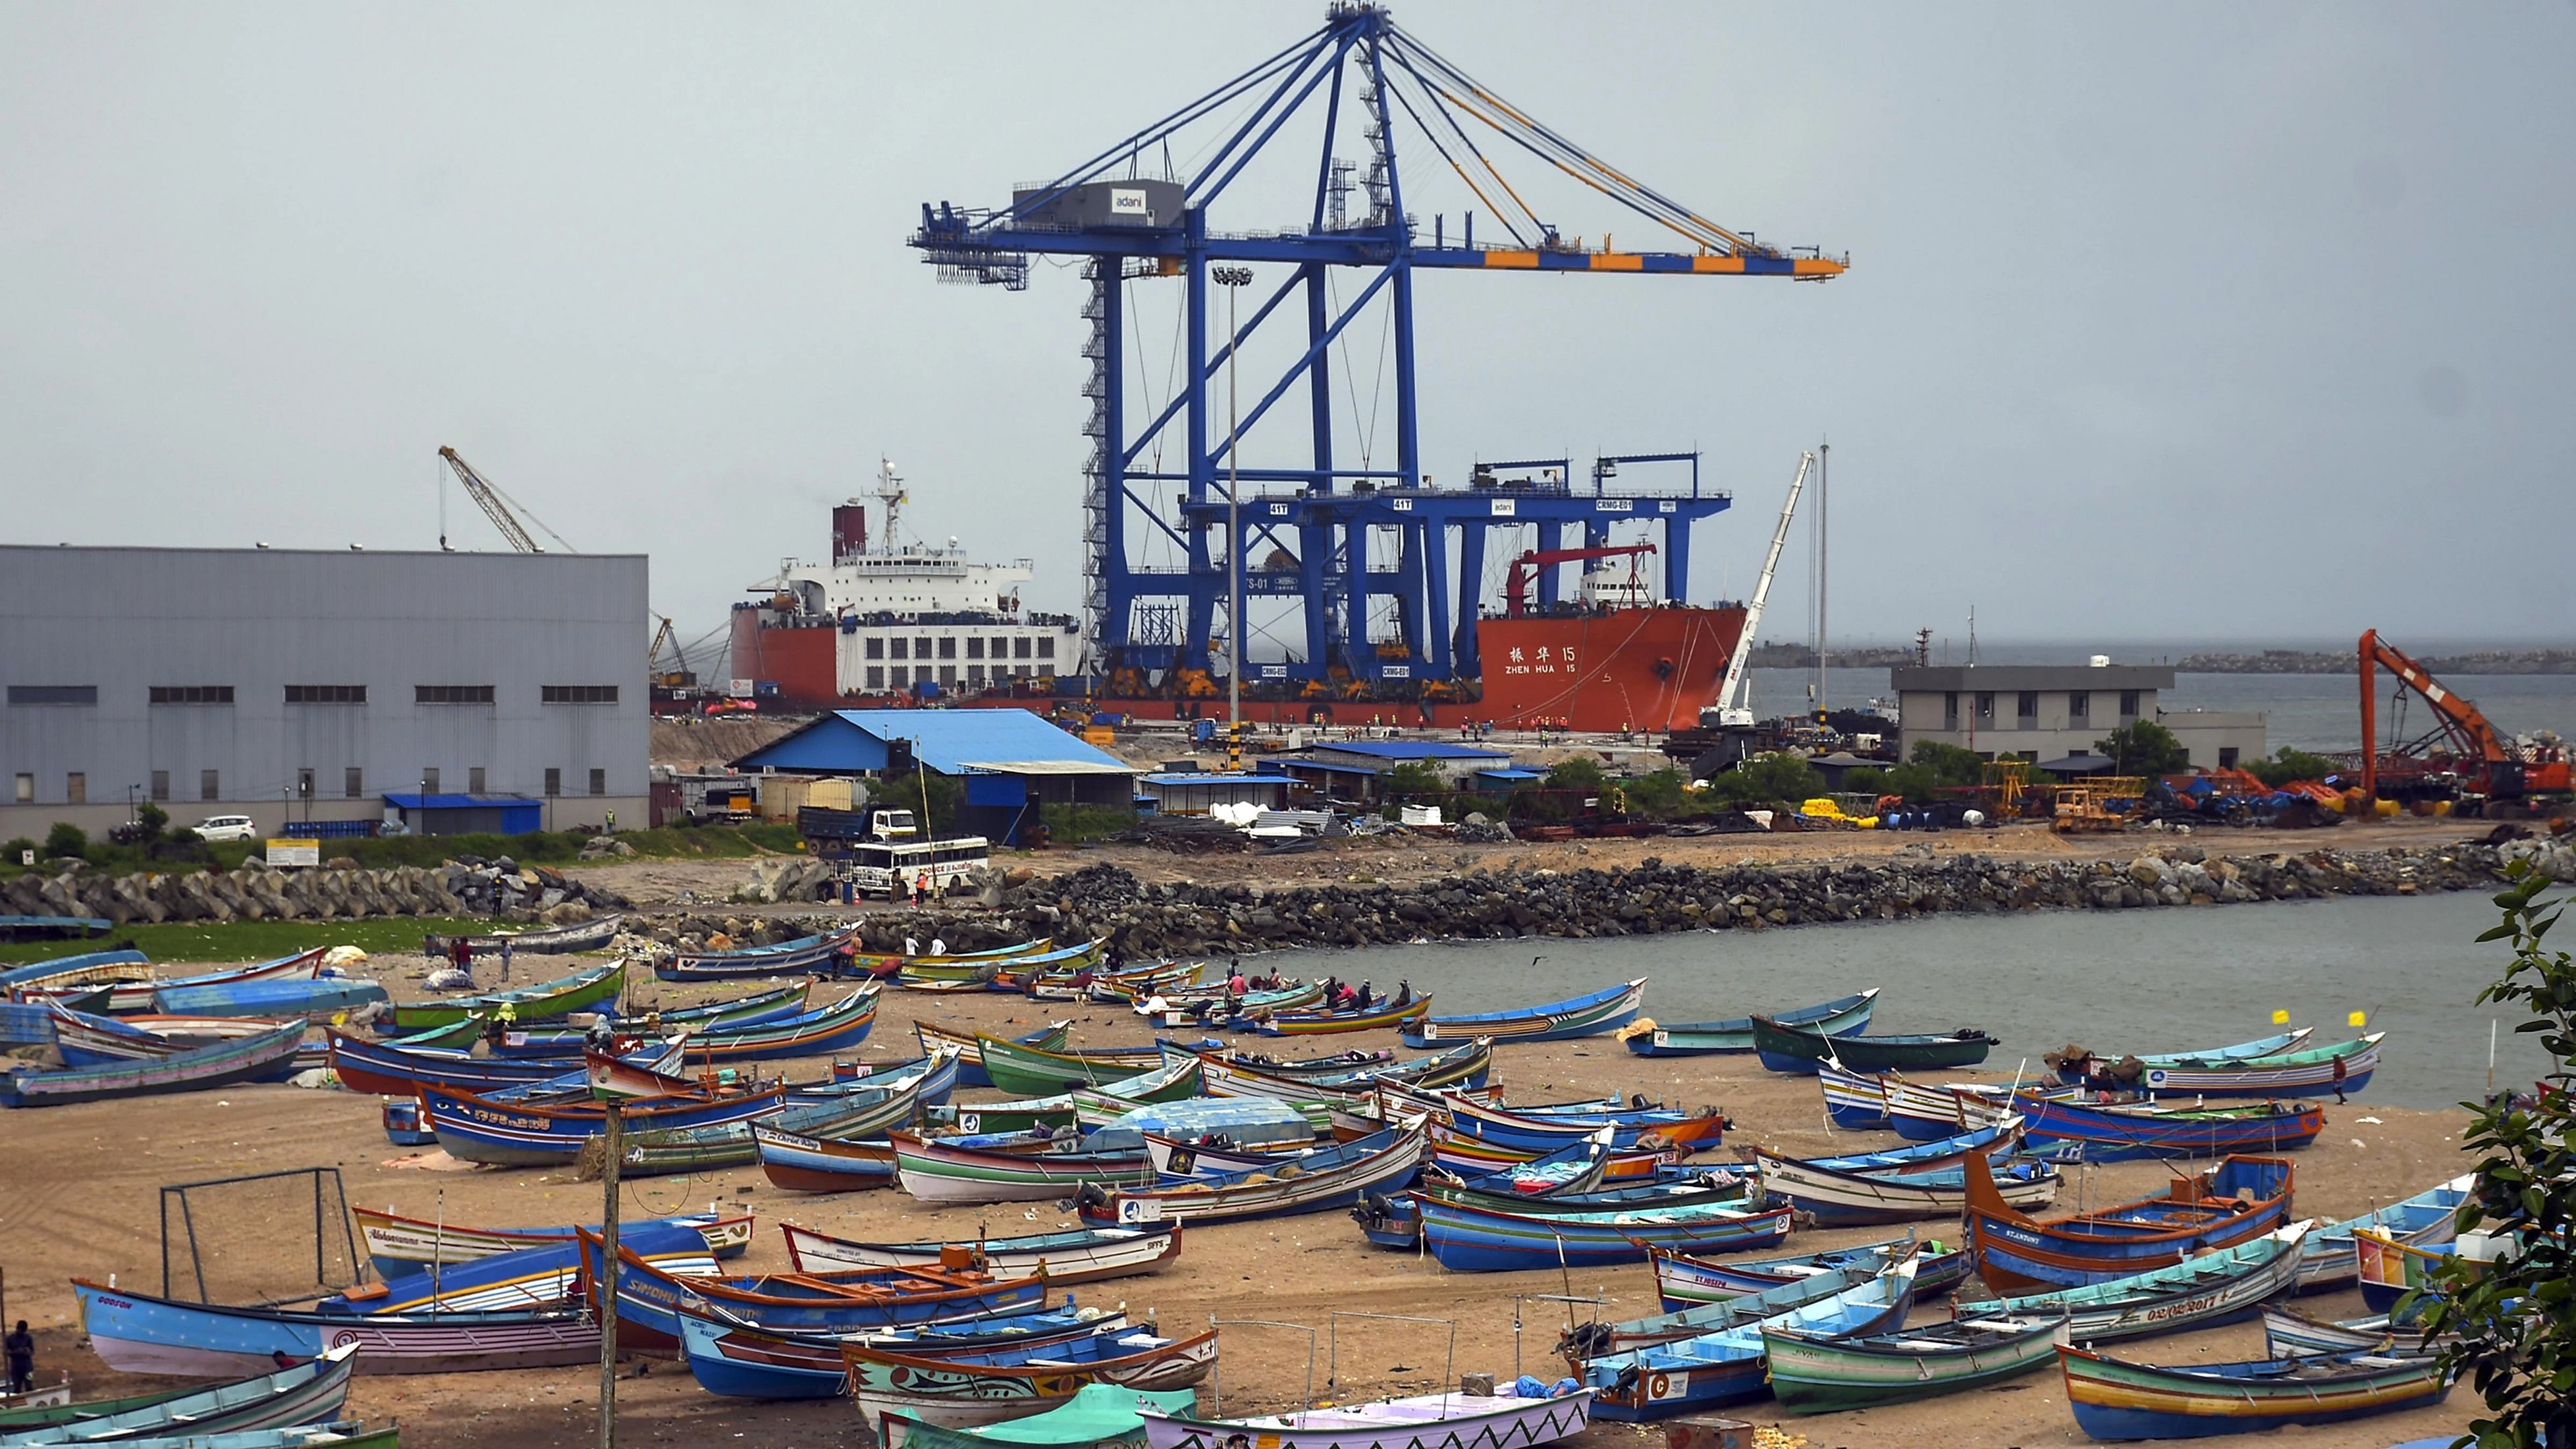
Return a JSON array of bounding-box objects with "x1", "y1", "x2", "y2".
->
[
  {"x1": 1042, "y1": 802, "x2": 1137, "y2": 844},
  {"x1": 1908, "y1": 739, "x2": 1988, "y2": 787},
  {"x1": 1883, "y1": 762, "x2": 1943, "y2": 803},
  {"x1": 0, "y1": 837, "x2": 33, "y2": 868},
  {"x1": 1545, "y1": 756, "x2": 1611, "y2": 791},
  {"x1": 1621, "y1": 768, "x2": 1693, "y2": 817},
  {"x1": 2095, "y1": 720, "x2": 2191, "y2": 776},
  {"x1": 42, "y1": 822, "x2": 88, "y2": 860},
  {"x1": 1704, "y1": 752, "x2": 1826, "y2": 806},
  {"x1": 2243, "y1": 747, "x2": 2343, "y2": 787},
  {"x1": 1841, "y1": 766, "x2": 1889, "y2": 797}
]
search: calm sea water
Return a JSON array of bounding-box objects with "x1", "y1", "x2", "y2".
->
[
  {"x1": 1256, "y1": 891, "x2": 2544, "y2": 1110},
  {"x1": 1744, "y1": 666, "x2": 2576, "y2": 752}
]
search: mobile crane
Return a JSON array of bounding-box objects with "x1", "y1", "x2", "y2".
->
[{"x1": 2359, "y1": 629, "x2": 2569, "y2": 806}]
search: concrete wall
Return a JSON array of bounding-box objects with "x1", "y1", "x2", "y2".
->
[
  {"x1": 2160, "y1": 710, "x2": 2269, "y2": 771},
  {"x1": 0, "y1": 546, "x2": 648, "y2": 841},
  {"x1": 1898, "y1": 686, "x2": 2155, "y2": 761}
]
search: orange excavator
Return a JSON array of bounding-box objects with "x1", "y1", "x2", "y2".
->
[{"x1": 2359, "y1": 629, "x2": 2569, "y2": 804}]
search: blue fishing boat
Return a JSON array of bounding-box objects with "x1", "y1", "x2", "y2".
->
[
  {"x1": 1399, "y1": 978, "x2": 1645, "y2": 1047},
  {"x1": 0, "y1": 1341, "x2": 358, "y2": 1440},
  {"x1": 317, "y1": 1222, "x2": 713, "y2": 1315},
  {"x1": 2059, "y1": 1342, "x2": 2452, "y2": 1440},
  {"x1": 579, "y1": 1230, "x2": 1051, "y2": 1352},
  {"x1": 1750, "y1": 1016, "x2": 1997, "y2": 1076},
  {"x1": 1, "y1": 1020, "x2": 306, "y2": 1107},
  {"x1": 71, "y1": 1278, "x2": 599, "y2": 1377},
  {"x1": 1578, "y1": 1257, "x2": 1918, "y2": 1420},
  {"x1": 1623, "y1": 990, "x2": 1879, "y2": 1057},
  {"x1": 1962, "y1": 1153, "x2": 2294, "y2": 1294},
  {"x1": 656, "y1": 926, "x2": 861, "y2": 982},
  {"x1": 2012, "y1": 1091, "x2": 2326, "y2": 1162},
  {"x1": 1387, "y1": 1082, "x2": 1729, "y2": 1156},
  {"x1": 2295, "y1": 1173, "x2": 2472, "y2": 1292},
  {"x1": 420, "y1": 1081, "x2": 790, "y2": 1167},
  {"x1": 150, "y1": 976, "x2": 389, "y2": 1018},
  {"x1": 1561, "y1": 1262, "x2": 1887, "y2": 1359},
  {"x1": 676, "y1": 1300, "x2": 1135, "y2": 1399},
  {"x1": 1648, "y1": 1236, "x2": 1969, "y2": 1309},
  {"x1": 0, "y1": 947, "x2": 146, "y2": 988},
  {"x1": 1416, "y1": 1191, "x2": 1792, "y2": 1272},
  {"x1": 327, "y1": 1032, "x2": 685, "y2": 1099},
  {"x1": 1750, "y1": 1148, "x2": 2062, "y2": 1227},
  {"x1": 2047, "y1": 1029, "x2": 2316, "y2": 1086}
]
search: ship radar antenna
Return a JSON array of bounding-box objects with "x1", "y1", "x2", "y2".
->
[{"x1": 876, "y1": 456, "x2": 908, "y2": 555}]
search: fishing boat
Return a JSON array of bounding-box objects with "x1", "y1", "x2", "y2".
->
[
  {"x1": 1, "y1": 1020, "x2": 306, "y2": 1107},
  {"x1": 352, "y1": 1205, "x2": 752, "y2": 1278},
  {"x1": 923, "y1": 1059, "x2": 1208, "y2": 1140},
  {"x1": 1765, "y1": 1312, "x2": 2071, "y2": 1413},
  {"x1": 884, "y1": 1381, "x2": 1197, "y2": 1449},
  {"x1": 895, "y1": 1131, "x2": 1157, "y2": 1205},
  {"x1": 1245, "y1": 993, "x2": 1434, "y2": 1037},
  {"x1": 655, "y1": 926, "x2": 862, "y2": 983},
  {"x1": 317, "y1": 1223, "x2": 715, "y2": 1316},
  {"x1": 1077, "y1": 1126, "x2": 1428, "y2": 1228},
  {"x1": 1398, "y1": 978, "x2": 1645, "y2": 1047},
  {"x1": 2295, "y1": 1174, "x2": 2471, "y2": 1292},
  {"x1": 419, "y1": 1080, "x2": 790, "y2": 1167},
  {"x1": 844, "y1": 1327, "x2": 1218, "y2": 1429},
  {"x1": 148, "y1": 976, "x2": 390, "y2": 1019},
  {"x1": 1863, "y1": 1070, "x2": 2020, "y2": 1142},
  {"x1": 2047, "y1": 1028, "x2": 2317, "y2": 1087},
  {"x1": 1577, "y1": 1258, "x2": 1918, "y2": 1420},
  {"x1": 0, "y1": 1342, "x2": 356, "y2": 1441},
  {"x1": 660, "y1": 986, "x2": 882, "y2": 1061},
  {"x1": 2261, "y1": 1306, "x2": 2440, "y2": 1359},
  {"x1": 47, "y1": 1007, "x2": 307, "y2": 1069},
  {"x1": 2357, "y1": 1225, "x2": 2464, "y2": 1316},
  {"x1": 1750, "y1": 1148, "x2": 2061, "y2": 1227},
  {"x1": 1557, "y1": 1263, "x2": 1887, "y2": 1359},
  {"x1": 577, "y1": 1231, "x2": 1052, "y2": 1352},
  {"x1": 913, "y1": 1020, "x2": 1072, "y2": 1087},
  {"x1": 326, "y1": 1032, "x2": 686, "y2": 1099},
  {"x1": 1750, "y1": 1015, "x2": 1997, "y2": 1075},
  {"x1": 781, "y1": 1221, "x2": 1183, "y2": 1284},
  {"x1": 677, "y1": 1300, "x2": 1137, "y2": 1400},
  {"x1": 1961, "y1": 1153, "x2": 2295, "y2": 1292},
  {"x1": 0, "y1": 946, "x2": 146, "y2": 988},
  {"x1": 894, "y1": 937, "x2": 1094, "y2": 984},
  {"x1": 1193, "y1": 1038, "x2": 1491, "y2": 1105},
  {"x1": 2058, "y1": 1342, "x2": 2452, "y2": 1440},
  {"x1": 753, "y1": 1124, "x2": 900, "y2": 1191},
  {"x1": 484, "y1": 979, "x2": 817, "y2": 1055},
  {"x1": 0, "y1": 953, "x2": 153, "y2": 1004},
  {"x1": 1416, "y1": 1191, "x2": 1793, "y2": 1273},
  {"x1": 606, "y1": 1050, "x2": 957, "y2": 1176},
  {"x1": 977, "y1": 1033, "x2": 1177, "y2": 1097},
  {"x1": 421, "y1": 913, "x2": 623, "y2": 957},
  {"x1": 1392, "y1": 1084, "x2": 1727, "y2": 1157},
  {"x1": 853, "y1": 937, "x2": 1058, "y2": 980},
  {"x1": 1648, "y1": 1236, "x2": 1969, "y2": 1311},
  {"x1": 1193, "y1": 1043, "x2": 1393, "y2": 1076},
  {"x1": 1622, "y1": 989, "x2": 1879, "y2": 1057},
  {"x1": 1973, "y1": 1220, "x2": 2315, "y2": 1342},
  {"x1": 2118, "y1": 1033, "x2": 2387, "y2": 1100},
  {"x1": 21, "y1": 1423, "x2": 398, "y2": 1449},
  {"x1": 98, "y1": 948, "x2": 325, "y2": 1013},
  {"x1": 388, "y1": 959, "x2": 627, "y2": 1030},
  {"x1": 1426, "y1": 1131, "x2": 1678, "y2": 1185},
  {"x1": 70, "y1": 1278, "x2": 599, "y2": 1377},
  {"x1": 2010, "y1": 1092, "x2": 2326, "y2": 1162},
  {"x1": 1742, "y1": 1118, "x2": 2024, "y2": 1177},
  {"x1": 1137, "y1": 1384, "x2": 1595, "y2": 1449}
]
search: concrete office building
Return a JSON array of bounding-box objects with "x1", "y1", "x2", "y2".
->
[
  {"x1": 0, "y1": 546, "x2": 649, "y2": 841},
  {"x1": 1891, "y1": 662, "x2": 2265, "y2": 771}
]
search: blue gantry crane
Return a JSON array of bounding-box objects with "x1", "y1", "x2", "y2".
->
[{"x1": 913, "y1": 3, "x2": 1844, "y2": 704}]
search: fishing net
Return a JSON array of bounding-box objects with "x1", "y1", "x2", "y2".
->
[{"x1": 159, "y1": 1167, "x2": 367, "y2": 1305}]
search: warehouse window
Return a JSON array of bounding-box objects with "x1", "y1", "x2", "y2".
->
[
  {"x1": 416, "y1": 685, "x2": 495, "y2": 704},
  {"x1": 149, "y1": 685, "x2": 235, "y2": 705},
  {"x1": 8, "y1": 685, "x2": 95, "y2": 705},
  {"x1": 541, "y1": 685, "x2": 618, "y2": 704},
  {"x1": 344, "y1": 767, "x2": 363, "y2": 799},
  {"x1": 913, "y1": 665, "x2": 932, "y2": 687},
  {"x1": 16, "y1": 773, "x2": 35, "y2": 803},
  {"x1": 468, "y1": 766, "x2": 487, "y2": 794},
  {"x1": 865, "y1": 637, "x2": 884, "y2": 660},
  {"x1": 199, "y1": 770, "x2": 218, "y2": 801},
  {"x1": 939, "y1": 666, "x2": 957, "y2": 688},
  {"x1": 1943, "y1": 692, "x2": 1959, "y2": 729},
  {"x1": 1013, "y1": 638, "x2": 1032, "y2": 659},
  {"x1": 889, "y1": 638, "x2": 908, "y2": 661},
  {"x1": 544, "y1": 768, "x2": 561, "y2": 797},
  {"x1": 1973, "y1": 691, "x2": 1994, "y2": 722},
  {"x1": 2068, "y1": 691, "x2": 2090, "y2": 724},
  {"x1": 589, "y1": 768, "x2": 606, "y2": 796},
  {"x1": 2119, "y1": 690, "x2": 2141, "y2": 718},
  {"x1": 913, "y1": 636, "x2": 932, "y2": 660},
  {"x1": 67, "y1": 772, "x2": 86, "y2": 804},
  {"x1": 2016, "y1": 691, "x2": 2038, "y2": 724},
  {"x1": 151, "y1": 770, "x2": 170, "y2": 802},
  {"x1": 1015, "y1": 665, "x2": 1032, "y2": 679},
  {"x1": 2218, "y1": 747, "x2": 2240, "y2": 769},
  {"x1": 421, "y1": 768, "x2": 439, "y2": 793},
  {"x1": 966, "y1": 637, "x2": 984, "y2": 660},
  {"x1": 865, "y1": 666, "x2": 886, "y2": 691},
  {"x1": 286, "y1": 685, "x2": 365, "y2": 704},
  {"x1": 1037, "y1": 637, "x2": 1055, "y2": 660},
  {"x1": 990, "y1": 637, "x2": 1009, "y2": 660},
  {"x1": 968, "y1": 664, "x2": 986, "y2": 685}
]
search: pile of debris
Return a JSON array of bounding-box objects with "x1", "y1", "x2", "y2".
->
[{"x1": 439, "y1": 857, "x2": 630, "y2": 920}]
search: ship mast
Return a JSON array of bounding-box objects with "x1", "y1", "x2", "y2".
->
[{"x1": 875, "y1": 457, "x2": 908, "y2": 556}]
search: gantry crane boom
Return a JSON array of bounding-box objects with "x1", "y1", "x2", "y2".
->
[
  {"x1": 437, "y1": 446, "x2": 576, "y2": 554},
  {"x1": 1711, "y1": 452, "x2": 1811, "y2": 729}
]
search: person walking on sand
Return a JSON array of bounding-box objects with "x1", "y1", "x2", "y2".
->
[
  {"x1": 500, "y1": 937, "x2": 513, "y2": 984},
  {"x1": 5, "y1": 1319, "x2": 32, "y2": 1394}
]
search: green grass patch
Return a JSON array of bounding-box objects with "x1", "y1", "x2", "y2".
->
[
  {"x1": 1, "y1": 822, "x2": 802, "y2": 880},
  {"x1": 0, "y1": 916, "x2": 493, "y2": 966}
]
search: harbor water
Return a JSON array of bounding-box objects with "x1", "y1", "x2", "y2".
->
[{"x1": 1260, "y1": 889, "x2": 2545, "y2": 1111}]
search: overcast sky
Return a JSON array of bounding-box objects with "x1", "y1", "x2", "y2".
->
[{"x1": 5, "y1": 3, "x2": 2570, "y2": 664}]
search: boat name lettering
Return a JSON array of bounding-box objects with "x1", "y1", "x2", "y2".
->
[
  {"x1": 2139, "y1": 1290, "x2": 2226, "y2": 1323},
  {"x1": 97, "y1": 1296, "x2": 132, "y2": 1309},
  {"x1": 469, "y1": 1107, "x2": 549, "y2": 1130}
]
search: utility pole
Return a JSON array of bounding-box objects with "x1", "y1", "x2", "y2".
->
[
  {"x1": 1814, "y1": 440, "x2": 1829, "y2": 730},
  {"x1": 597, "y1": 1096, "x2": 622, "y2": 1449},
  {"x1": 1212, "y1": 265, "x2": 1253, "y2": 770}
]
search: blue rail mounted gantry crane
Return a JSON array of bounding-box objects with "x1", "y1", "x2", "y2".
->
[{"x1": 912, "y1": 2, "x2": 1844, "y2": 704}]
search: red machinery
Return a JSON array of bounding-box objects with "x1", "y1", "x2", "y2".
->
[
  {"x1": 1501, "y1": 544, "x2": 1656, "y2": 618},
  {"x1": 2359, "y1": 629, "x2": 2569, "y2": 803}
]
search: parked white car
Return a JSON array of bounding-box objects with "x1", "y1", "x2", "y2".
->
[{"x1": 192, "y1": 814, "x2": 259, "y2": 843}]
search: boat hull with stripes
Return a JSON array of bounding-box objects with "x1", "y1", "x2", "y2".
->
[
  {"x1": 1137, "y1": 1386, "x2": 1594, "y2": 1449},
  {"x1": 677, "y1": 1300, "x2": 1134, "y2": 1400},
  {"x1": 421, "y1": 1082, "x2": 790, "y2": 1167},
  {"x1": 2122, "y1": 1033, "x2": 2386, "y2": 1099},
  {"x1": 1752, "y1": 1149, "x2": 2060, "y2": 1227},
  {"x1": 656, "y1": 927, "x2": 861, "y2": 982},
  {"x1": 1401, "y1": 979, "x2": 1645, "y2": 1047},
  {"x1": 2295, "y1": 1173, "x2": 2470, "y2": 1292},
  {"x1": 353, "y1": 1206, "x2": 751, "y2": 1277},
  {"x1": 1245, "y1": 995, "x2": 1434, "y2": 1037},
  {"x1": 1765, "y1": 1312, "x2": 2071, "y2": 1414},
  {"x1": 71, "y1": 1279, "x2": 598, "y2": 1377},
  {"x1": 914, "y1": 1020, "x2": 1071, "y2": 1087},
  {"x1": 2058, "y1": 1342, "x2": 2450, "y2": 1440},
  {"x1": 780, "y1": 1221, "x2": 1183, "y2": 1284},
  {"x1": 1977, "y1": 1222, "x2": 2311, "y2": 1343},
  {"x1": 1078, "y1": 1127, "x2": 1427, "y2": 1228},
  {"x1": 1418, "y1": 1192, "x2": 1792, "y2": 1273},
  {"x1": 2012, "y1": 1091, "x2": 2326, "y2": 1162},
  {"x1": 1962, "y1": 1153, "x2": 2294, "y2": 1293},
  {"x1": 1577, "y1": 1261, "x2": 1918, "y2": 1421},
  {"x1": 389, "y1": 960, "x2": 628, "y2": 1030},
  {"x1": 847, "y1": 1328, "x2": 1217, "y2": 1430},
  {"x1": 1623, "y1": 989, "x2": 1877, "y2": 1057},
  {"x1": 895, "y1": 1132, "x2": 1156, "y2": 1204},
  {"x1": 578, "y1": 1232, "x2": 1051, "y2": 1354},
  {"x1": 1648, "y1": 1238, "x2": 1968, "y2": 1310},
  {"x1": 1, "y1": 1020, "x2": 306, "y2": 1107}
]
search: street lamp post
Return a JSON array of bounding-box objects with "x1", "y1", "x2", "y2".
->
[{"x1": 1211, "y1": 265, "x2": 1253, "y2": 771}]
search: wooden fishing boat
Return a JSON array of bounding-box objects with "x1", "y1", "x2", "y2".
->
[
  {"x1": 1077, "y1": 1126, "x2": 1428, "y2": 1228},
  {"x1": 2058, "y1": 1342, "x2": 2451, "y2": 1440},
  {"x1": 755, "y1": 1126, "x2": 901, "y2": 1191},
  {"x1": 1622, "y1": 989, "x2": 1878, "y2": 1057},
  {"x1": 1750, "y1": 1014, "x2": 1997, "y2": 1075},
  {"x1": 978, "y1": 1033, "x2": 1171, "y2": 1097},
  {"x1": 0, "y1": 946, "x2": 146, "y2": 989},
  {"x1": 927, "y1": 1058, "x2": 1206, "y2": 1138},
  {"x1": 607, "y1": 1051, "x2": 956, "y2": 1176},
  {"x1": 1648, "y1": 1236, "x2": 1970, "y2": 1310},
  {"x1": 71, "y1": 1278, "x2": 599, "y2": 1377},
  {"x1": 327, "y1": 1032, "x2": 684, "y2": 1098},
  {"x1": 1399, "y1": 978, "x2": 1645, "y2": 1047},
  {"x1": 1417, "y1": 1168, "x2": 1758, "y2": 1225},
  {"x1": 1576, "y1": 1258, "x2": 1918, "y2": 1421},
  {"x1": 1389, "y1": 1083, "x2": 1728, "y2": 1156},
  {"x1": 319, "y1": 1221, "x2": 715, "y2": 1316},
  {"x1": 2261, "y1": 1306, "x2": 2440, "y2": 1359},
  {"x1": 481, "y1": 980, "x2": 818, "y2": 1056},
  {"x1": 1193, "y1": 1043, "x2": 1393, "y2": 1076},
  {"x1": 1556, "y1": 1263, "x2": 1887, "y2": 1359},
  {"x1": 679, "y1": 1300, "x2": 1137, "y2": 1400},
  {"x1": 149, "y1": 976, "x2": 390, "y2": 1019},
  {"x1": 353, "y1": 1205, "x2": 751, "y2": 1277},
  {"x1": 662, "y1": 986, "x2": 881, "y2": 1061},
  {"x1": 422, "y1": 912, "x2": 623, "y2": 957},
  {"x1": 49, "y1": 1005, "x2": 300, "y2": 1068},
  {"x1": 1744, "y1": 1118, "x2": 2025, "y2": 1177},
  {"x1": 2121, "y1": 1032, "x2": 2386, "y2": 1100},
  {"x1": 853, "y1": 937, "x2": 1057, "y2": 980},
  {"x1": 885, "y1": 1381, "x2": 1196, "y2": 1449},
  {"x1": 95, "y1": 947, "x2": 325, "y2": 1013},
  {"x1": 2357, "y1": 1225, "x2": 2464, "y2": 1315},
  {"x1": 1962, "y1": 1153, "x2": 2295, "y2": 1292},
  {"x1": 1137, "y1": 1384, "x2": 1594, "y2": 1449},
  {"x1": 1244, "y1": 993, "x2": 1433, "y2": 1037},
  {"x1": 1766, "y1": 1311, "x2": 2071, "y2": 1414},
  {"x1": 1, "y1": 953, "x2": 154, "y2": 1004},
  {"x1": 47, "y1": 1425, "x2": 396, "y2": 1449},
  {"x1": 1416, "y1": 1190, "x2": 1794, "y2": 1272},
  {"x1": 1860, "y1": 1070, "x2": 2020, "y2": 1142},
  {"x1": 896, "y1": 1131, "x2": 1158, "y2": 1205},
  {"x1": 579, "y1": 1231, "x2": 1050, "y2": 1353},
  {"x1": 2047, "y1": 1028, "x2": 2316, "y2": 1086},
  {"x1": 1, "y1": 1019, "x2": 306, "y2": 1107},
  {"x1": 1975, "y1": 1220, "x2": 2314, "y2": 1342},
  {"x1": 388, "y1": 959, "x2": 627, "y2": 1030},
  {"x1": 1816, "y1": 1063, "x2": 1897, "y2": 1130},
  {"x1": 656, "y1": 926, "x2": 863, "y2": 983},
  {"x1": 419, "y1": 1080, "x2": 790, "y2": 1167},
  {"x1": 913, "y1": 1020, "x2": 1072, "y2": 1087},
  {"x1": 844, "y1": 1327, "x2": 1218, "y2": 1429},
  {"x1": 1194, "y1": 1038, "x2": 1491, "y2": 1104},
  {"x1": 781, "y1": 1221, "x2": 1182, "y2": 1284},
  {"x1": 2010, "y1": 1091, "x2": 2326, "y2": 1162},
  {"x1": 1750, "y1": 1147, "x2": 2061, "y2": 1226},
  {"x1": 0, "y1": 1341, "x2": 357, "y2": 1440},
  {"x1": 894, "y1": 937, "x2": 1095, "y2": 984},
  {"x1": 2295, "y1": 1174, "x2": 2471, "y2": 1292},
  {"x1": 1427, "y1": 1130, "x2": 1678, "y2": 1185}
]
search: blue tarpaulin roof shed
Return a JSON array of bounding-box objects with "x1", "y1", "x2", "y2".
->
[
  {"x1": 730, "y1": 709, "x2": 1130, "y2": 777},
  {"x1": 381, "y1": 794, "x2": 544, "y2": 835}
]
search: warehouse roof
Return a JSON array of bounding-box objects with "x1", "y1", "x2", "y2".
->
[
  {"x1": 1300, "y1": 741, "x2": 1511, "y2": 762},
  {"x1": 730, "y1": 708, "x2": 1130, "y2": 776}
]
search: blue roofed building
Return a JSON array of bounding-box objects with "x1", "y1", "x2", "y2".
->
[
  {"x1": 730, "y1": 708, "x2": 1135, "y2": 845},
  {"x1": 1275, "y1": 739, "x2": 1513, "y2": 803}
]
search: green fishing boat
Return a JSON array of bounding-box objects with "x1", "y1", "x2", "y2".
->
[{"x1": 389, "y1": 959, "x2": 628, "y2": 1030}]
